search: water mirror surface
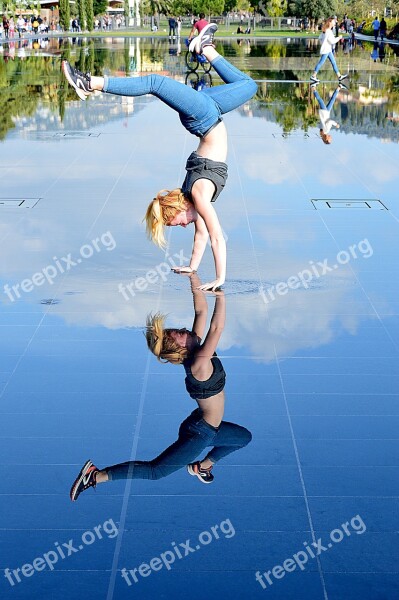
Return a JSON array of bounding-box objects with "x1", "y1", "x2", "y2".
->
[{"x1": 0, "y1": 36, "x2": 398, "y2": 600}]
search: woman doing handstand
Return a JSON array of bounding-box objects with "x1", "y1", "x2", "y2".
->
[{"x1": 62, "y1": 24, "x2": 257, "y2": 291}]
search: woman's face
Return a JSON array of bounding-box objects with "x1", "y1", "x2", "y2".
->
[{"x1": 168, "y1": 205, "x2": 198, "y2": 228}]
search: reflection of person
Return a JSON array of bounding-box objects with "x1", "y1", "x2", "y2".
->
[
  {"x1": 70, "y1": 276, "x2": 252, "y2": 501},
  {"x1": 311, "y1": 84, "x2": 343, "y2": 144},
  {"x1": 62, "y1": 25, "x2": 257, "y2": 292},
  {"x1": 310, "y1": 17, "x2": 348, "y2": 83}
]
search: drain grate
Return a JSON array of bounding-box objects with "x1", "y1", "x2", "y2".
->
[
  {"x1": 312, "y1": 199, "x2": 387, "y2": 210},
  {"x1": 0, "y1": 198, "x2": 40, "y2": 208}
]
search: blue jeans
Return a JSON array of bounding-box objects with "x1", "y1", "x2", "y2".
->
[
  {"x1": 105, "y1": 409, "x2": 252, "y2": 481},
  {"x1": 314, "y1": 52, "x2": 339, "y2": 75},
  {"x1": 102, "y1": 55, "x2": 258, "y2": 137},
  {"x1": 313, "y1": 87, "x2": 340, "y2": 112}
]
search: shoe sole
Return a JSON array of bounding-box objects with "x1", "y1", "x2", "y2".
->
[
  {"x1": 187, "y1": 464, "x2": 213, "y2": 484},
  {"x1": 62, "y1": 61, "x2": 90, "y2": 101},
  {"x1": 70, "y1": 459, "x2": 92, "y2": 501},
  {"x1": 188, "y1": 23, "x2": 217, "y2": 54}
]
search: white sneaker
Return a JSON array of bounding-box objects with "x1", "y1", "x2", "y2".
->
[{"x1": 188, "y1": 23, "x2": 218, "y2": 55}]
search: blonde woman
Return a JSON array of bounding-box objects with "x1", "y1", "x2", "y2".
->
[
  {"x1": 69, "y1": 275, "x2": 252, "y2": 501},
  {"x1": 62, "y1": 24, "x2": 257, "y2": 292},
  {"x1": 311, "y1": 17, "x2": 348, "y2": 83}
]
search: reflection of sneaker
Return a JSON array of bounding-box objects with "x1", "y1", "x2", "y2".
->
[
  {"x1": 339, "y1": 82, "x2": 348, "y2": 90},
  {"x1": 310, "y1": 81, "x2": 319, "y2": 88},
  {"x1": 338, "y1": 73, "x2": 348, "y2": 81},
  {"x1": 70, "y1": 460, "x2": 99, "y2": 501},
  {"x1": 62, "y1": 60, "x2": 93, "y2": 100},
  {"x1": 187, "y1": 461, "x2": 214, "y2": 484},
  {"x1": 189, "y1": 23, "x2": 218, "y2": 55},
  {"x1": 310, "y1": 74, "x2": 320, "y2": 83}
]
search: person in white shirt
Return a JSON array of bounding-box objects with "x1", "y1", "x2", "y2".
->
[
  {"x1": 311, "y1": 17, "x2": 348, "y2": 83},
  {"x1": 311, "y1": 83, "x2": 345, "y2": 144}
]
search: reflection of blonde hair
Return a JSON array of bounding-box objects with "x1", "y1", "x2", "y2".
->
[
  {"x1": 145, "y1": 312, "x2": 188, "y2": 365},
  {"x1": 322, "y1": 17, "x2": 335, "y2": 33},
  {"x1": 144, "y1": 189, "x2": 190, "y2": 249},
  {"x1": 320, "y1": 130, "x2": 332, "y2": 144}
]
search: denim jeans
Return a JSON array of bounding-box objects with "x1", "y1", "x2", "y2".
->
[
  {"x1": 102, "y1": 55, "x2": 258, "y2": 137},
  {"x1": 314, "y1": 52, "x2": 339, "y2": 75},
  {"x1": 313, "y1": 87, "x2": 339, "y2": 112},
  {"x1": 105, "y1": 409, "x2": 252, "y2": 481}
]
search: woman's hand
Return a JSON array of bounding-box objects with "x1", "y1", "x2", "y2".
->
[
  {"x1": 171, "y1": 266, "x2": 196, "y2": 275},
  {"x1": 197, "y1": 278, "x2": 224, "y2": 292}
]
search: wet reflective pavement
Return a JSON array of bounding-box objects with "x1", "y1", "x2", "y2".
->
[{"x1": 0, "y1": 36, "x2": 399, "y2": 600}]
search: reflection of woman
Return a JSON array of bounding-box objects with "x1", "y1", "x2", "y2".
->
[
  {"x1": 311, "y1": 84, "x2": 343, "y2": 144},
  {"x1": 70, "y1": 275, "x2": 251, "y2": 501},
  {"x1": 311, "y1": 17, "x2": 347, "y2": 83},
  {"x1": 62, "y1": 24, "x2": 257, "y2": 291}
]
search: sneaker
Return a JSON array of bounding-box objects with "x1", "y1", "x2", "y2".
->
[
  {"x1": 62, "y1": 60, "x2": 93, "y2": 100},
  {"x1": 70, "y1": 460, "x2": 99, "y2": 501},
  {"x1": 187, "y1": 461, "x2": 214, "y2": 484},
  {"x1": 338, "y1": 73, "x2": 348, "y2": 81},
  {"x1": 339, "y1": 82, "x2": 348, "y2": 90},
  {"x1": 189, "y1": 23, "x2": 218, "y2": 55},
  {"x1": 310, "y1": 74, "x2": 320, "y2": 83}
]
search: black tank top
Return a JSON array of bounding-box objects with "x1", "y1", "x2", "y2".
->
[{"x1": 183, "y1": 353, "x2": 226, "y2": 400}]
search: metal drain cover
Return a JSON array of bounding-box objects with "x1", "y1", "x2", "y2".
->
[
  {"x1": 312, "y1": 200, "x2": 387, "y2": 210},
  {"x1": 0, "y1": 198, "x2": 40, "y2": 208}
]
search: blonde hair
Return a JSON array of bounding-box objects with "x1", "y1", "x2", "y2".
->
[
  {"x1": 145, "y1": 312, "x2": 188, "y2": 365},
  {"x1": 144, "y1": 188, "x2": 190, "y2": 249},
  {"x1": 322, "y1": 17, "x2": 335, "y2": 33},
  {"x1": 320, "y1": 130, "x2": 332, "y2": 144}
]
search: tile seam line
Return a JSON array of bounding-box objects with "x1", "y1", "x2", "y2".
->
[
  {"x1": 273, "y1": 343, "x2": 329, "y2": 600},
  {"x1": 106, "y1": 214, "x2": 175, "y2": 598}
]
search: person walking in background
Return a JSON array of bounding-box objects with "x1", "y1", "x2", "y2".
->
[
  {"x1": 176, "y1": 16, "x2": 182, "y2": 37},
  {"x1": 379, "y1": 17, "x2": 387, "y2": 40},
  {"x1": 372, "y1": 16, "x2": 380, "y2": 40},
  {"x1": 168, "y1": 16, "x2": 176, "y2": 38},
  {"x1": 310, "y1": 17, "x2": 348, "y2": 83},
  {"x1": 2, "y1": 16, "x2": 9, "y2": 38}
]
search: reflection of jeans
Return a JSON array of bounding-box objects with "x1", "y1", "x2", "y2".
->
[
  {"x1": 103, "y1": 56, "x2": 257, "y2": 137},
  {"x1": 106, "y1": 409, "x2": 252, "y2": 481},
  {"x1": 313, "y1": 87, "x2": 339, "y2": 112},
  {"x1": 314, "y1": 52, "x2": 339, "y2": 75}
]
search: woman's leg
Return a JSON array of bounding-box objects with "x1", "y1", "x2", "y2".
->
[
  {"x1": 103, "y1": 418, "x2": 217, "y2": 481},
  {"x1": 200, "y1": 46, "x2": 258, "y2": 114},
  {"x1": 326, "y1": 86, "x2": 340, "y2": 112},
  {"x1": 200, "y1": 420, "x2": 252, "y2": 468},
  {"x1": 327, "y1": 52, "x2": 340, "y2": 75},
  {"x1": 312, "y1": 89, "x2": 327, "y2": 110},
  {"x1": 313, "y1": 53, "x2": 328, "y2": 74},
  {"x1": 92, "y1": 73, "x2": 212, "y2": 127}
]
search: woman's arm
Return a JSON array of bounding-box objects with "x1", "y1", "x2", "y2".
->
[
  {"x1": 189, "y1": 273, "x2": 208, "y2": 340},
  {"x1": 191, "y1": 179, "x2": 226, "y2": 292},
  {"x1": 191, "y1": 292, "x2": 226, "y2": 377},
  {"x1": 327, "y1": 29, "x2": 342, "y2": 45}
]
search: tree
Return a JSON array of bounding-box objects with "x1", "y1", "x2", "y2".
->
[
  {"x1": 85, "y1": 0, "x2": 94, "y2": 29},
  {"x1": 296, "y1": 0, "x2": 334, "y2": 21},
  {"x1": 93, "y1": 0, "x2": 108, "y2": 14},
  {"x1": 59, "y1": 0, "x2": 70, "y2": 30},
  {"x1": 267, "y1": 0, "x2": 287, "y2": 16},
  {"x1": 78, "y1": 0, "x2": 86, "y2": 29}
]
